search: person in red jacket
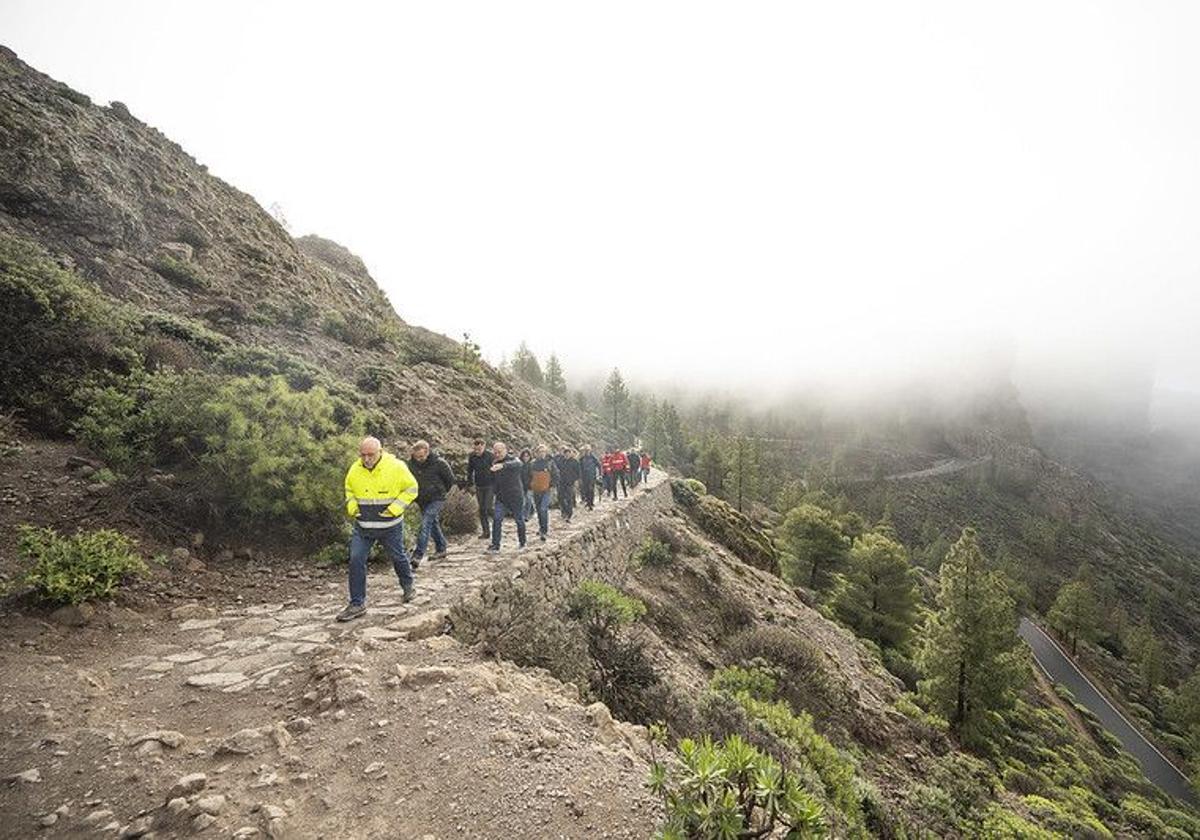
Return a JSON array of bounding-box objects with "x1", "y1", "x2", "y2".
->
[
  {"x1": 610, "y1": 448, "x2": 628, "y2": 499},
  {"x1": 601, "y1": 450, "x2": 614, "y2": 500},
  {"x1": 640, "y1": 452, "x2": 651, "y2": 483}
]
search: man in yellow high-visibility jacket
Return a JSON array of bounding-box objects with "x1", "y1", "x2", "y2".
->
[{"x1": 337, "y1": 436, "x2": 419, "y2": 621}]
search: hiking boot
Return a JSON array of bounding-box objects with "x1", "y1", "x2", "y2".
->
[
  {"x1": 410, "y1": 556, "x2": 421, "y2": 571},
  {"x1": 539, "y1": 532, "x2": 547, "y2": 542},
  {"x1": 430, "y1": 550, "x2": 448, "y2": 560},
  {"x1": 336, "y1": 603, "x2": 366, "y2": 622},
  {"x1": 402, "y1": 585, "x2": 415, "y2": 604},
  {"x1": 486, "y1": 545, "x2": 500, "y2": 554}
]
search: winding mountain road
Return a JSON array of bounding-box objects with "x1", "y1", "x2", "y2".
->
[{"x1": 1019, "y1": 617, "x2": 1197, "y2": 806}]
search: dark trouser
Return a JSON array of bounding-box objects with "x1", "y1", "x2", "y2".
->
[
  {"x1": 475, "y1": 485, "x2": 494, "y2": 537},
  {"x1": 612, "y1": 471, "x2": 626, "y2": 498},
  {"x1": 348, "y1": 522, "x2": 411, "y2": 607},
  {"x1": 533, "y1": 491, "x2": 552, "y2": 535},
  {"x1": 491, "y1": 495, "x2": 527, "y2": 549},
  {"x1": 581, "y1": 477, "x2": 596, "y2": 509},
  {"x1": 559, "y1": 481, "x2": 576, "y2": 518}
]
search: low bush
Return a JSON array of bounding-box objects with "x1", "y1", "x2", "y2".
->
[
  {"x1": 0, "y1": 233, "x2": 137, "y2": 432},
  {"x1": 682, "y1": 477, "x2": 707, "y2": 495},
  {"x1": 726, "y1": 625, "x2": 834, "y2": 714},
  {"x1": 355, "y1": 365, "x2": 390, "y2": 393},
  {"x1": 321, "y1": 310, "x2": 395, "y2": 349},
  {"x1": 567, "y1": 580, "x2": 662, "y2": 723},
  {"x1": 632, "y1": 537, "x2": 672, "y2": 568},
  {"x1": 72, "y1": 371, "x2": 363, "y2": 536},
  {"x1": 217, "y1": 345, "x2": 321, "y2": 390},
  {"x1": 19, "y1": 526, "x2": 147, "y2": 604},
  {"x1": 399, "y1": 328, "x2": 457, "y2": 366},
  {"x1": 440, "y1": 486, "x2": 479, "y2": 536},
  {"x1": 152, "y1": 256, "x2": 210, "y2": 290}
]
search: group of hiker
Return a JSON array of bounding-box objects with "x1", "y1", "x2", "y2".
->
[{"x1": 338, "y1": 436, "x2": 652, "y2": 621}]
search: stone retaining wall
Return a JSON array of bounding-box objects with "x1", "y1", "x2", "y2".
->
[{"x1": 449, "y1": 479, "x2": 673, "y2": 641}]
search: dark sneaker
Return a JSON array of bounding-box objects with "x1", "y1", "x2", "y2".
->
[
  {"x1": 410, "y1": 556, "x2": 422, "y2": 571},
  {"x1": 486, "y1": 546, "x2": 500, "y2": 553},
  {"x1": 336, "y1": 603, "x2": 366, "y2": 622},
  {"x1": 539, "y1": 533, "x2": 547, "y2": 542},
  {"x1": 402, "y1": 586, "x2": 415, "y2": 604},
  {"x1": 477, "y1": 533, "x2": 490, "y2": 540},
  {"x1": 430, "y1": 550, "x2": 448, "y2": 560}
]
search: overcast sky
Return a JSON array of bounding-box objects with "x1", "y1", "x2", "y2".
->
[{"x1": 3, "y1": 1, "x2": 1199, "y2": 402}]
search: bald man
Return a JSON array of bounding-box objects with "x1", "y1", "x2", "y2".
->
[{"x1": 338, "y1": 436, "x2": 419, "y2": 621}]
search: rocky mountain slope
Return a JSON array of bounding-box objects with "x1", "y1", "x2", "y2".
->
[{"x1": 0, "y1": 44, "x2": 602, "y2": 458}]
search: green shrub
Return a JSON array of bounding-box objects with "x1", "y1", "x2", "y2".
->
[
  {"x1": 710, "y1": 663, "x2": 779, "y2": 703},
  {"x1": 139, "y1": 311, "x2": 229, "y2": 353},
  {"x1": 399, "y1": 328, "x2": 456, "y2": 366},
  {"x1": 321, "y1": 310, "x2": 394, "y2": 349},
  {"x1": 72, "y1": 371, "x2": 363, "y2": 535},
  {"x1": 440, "y1": 486, "x2": 479, "y2": 536},
  {"x1": 682, "y1": 478, "x2": 707, "y2": 495},
  {"x1": 355, "y1": 365, "x2": 390, "y2": 393},
  {"x1": 649, "y1": 735, "x2": 825, "y2": 840},
  {"x1": 311, "y1": 542, "x2": 347, "y2": 568},
  {"x1": 0, "y1": 233, "x2": 138, "y2": 432},
  {"x1": 725, "y1": 625, "x2": 833, "y2": 714},
  {"x1": 152, "y1": 256, "x2": 210, "y2": 290},
  {"x1": 567, "y1": 580, "x2": 662, "y2": 723},
  {"x1": 217, "y1": 345, "x2": 321, "y2": 390},
  {"x1": 980, "y1": 805, "x2": 1059, "y2": 839},
  {"x1": 632, "y1": 537, "x2": 673, "y2": 568},
  {"x1": 19, "y1": 526, "x2": 147, "y2": 604}
]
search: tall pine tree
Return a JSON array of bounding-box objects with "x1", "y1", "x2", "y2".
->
[
  {"x1": 511, "y1": 341, "x2": 544, "y2": 386},
  {"x1": 919, "y1": 528, "x2": 1027, "y2": 749},
  {"x1": 602, "y1": 368, "x2": 629, "y2": 433},
  {"x1": 776, "y1": 503, "x2": 849, "y2": 590},
  {"x1": 833, "y1": 531, "x2": 919, "y2": 649},
  {"x1": 544, "y1": 354, "x2": 566, "y2": 396}
]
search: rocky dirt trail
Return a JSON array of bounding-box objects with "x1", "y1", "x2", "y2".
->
[{"x1": 0, "y1": 473, "x2": 667, "y2": 839}]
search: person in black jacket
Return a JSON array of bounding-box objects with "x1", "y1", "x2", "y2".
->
[
  {"x1": 557, "y1": 446, "x2": 581, "y2": 522},
  {"x1": 487, "y1": 442, "x2": 527, "y2": 552},
  {"x1": 407, "y1": 441, "x2": 457, "y2": 569},
  {"x1": 465, "y1": 438, "x2": 494, "y2": 540},
  {"x1": 626, "y1": 448, "x2": 641, "y2": 488},
  {"x1": 579, "y1": 445, "x2": 601, "y2": 510},
  {"x1": 518, "y1": 448, "x2": 534, "y2": 522},
  {"x1": 525, "y1": 444, "x2": 560, "y2": 541}
]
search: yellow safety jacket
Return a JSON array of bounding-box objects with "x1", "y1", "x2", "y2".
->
[{"x1": 344, "y1": 451, "x2": 418, "y2": 529}]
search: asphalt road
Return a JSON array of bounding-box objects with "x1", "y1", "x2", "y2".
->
[{"x1": 1019, "y1": 617, "x2": 1197, "y2": 806}]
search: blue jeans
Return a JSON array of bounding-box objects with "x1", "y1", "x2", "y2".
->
[
  {"x1": 491, "y1": 497, "x2": 527, "y2": 549},
  {"x1": 348, "y1": 522, "x2": 412, "y2": 607},
  {"x1": 414, "y1": 499, "x2": 447, "y2": 559},
  {"x1": 523, "y1": 490, "x2": 535, "y2": 521},
  {"x1": 534, "y1": 491, "x2": 551, "y2": 535}
]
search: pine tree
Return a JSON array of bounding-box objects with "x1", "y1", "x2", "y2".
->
[
  {"x1": 696, "y1": 437, "x2": 727, "y2": 497},
  {"x1": 919, "y1": 528, "x2": 1027, "y2": 749},
  {"x1": 660, "y1": 402, "x2": 689, "y2": 471},
  {"x1": 511, "y1": 341, "x2": 544, "y2": 386},
  {"x1": 1127, "y1": 623, "x2": 1166, "y2": 693},
  {"x1": 544, "y1": 354, "x2": 566, "y2": 396},
  {"x1": 731, "y1": 436, "x2": 757, "y2": 512},
  {"x1": 833, "y1": 531, "x2": 919, "y2": 649},
  {"x1": 602, "y1": 368, "x2": 629, "y2": 432},
  {"x1": 1047, "y1": 580, "x2": 1102, "y2": 656},
  {"x1": 776, "y1": 503, "x2": 849, "y2": 590},
  {"x1": 643, "y1": 403, "x2": 672, "y2": 465}
]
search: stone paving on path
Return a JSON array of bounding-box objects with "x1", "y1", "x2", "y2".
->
[{"x1": 114, "y1": 471, "x2": 666, "y2": 694}]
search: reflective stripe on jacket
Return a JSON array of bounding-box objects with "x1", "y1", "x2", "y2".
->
[{"x1": 344, "y1": 451, "x2": 418, "y2": 529}]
